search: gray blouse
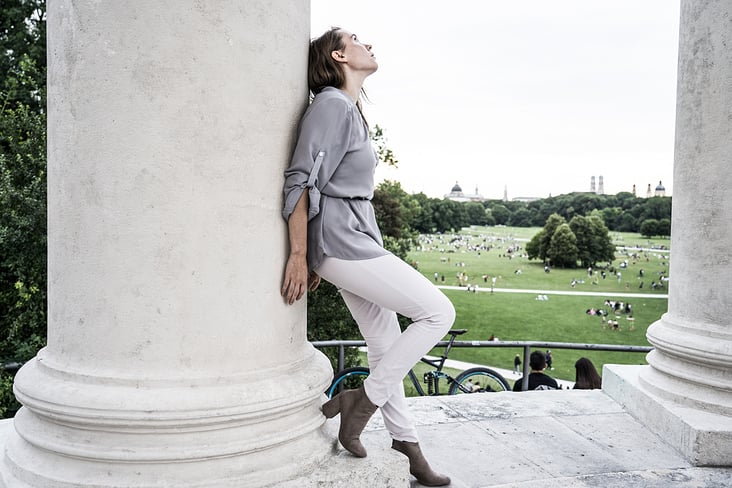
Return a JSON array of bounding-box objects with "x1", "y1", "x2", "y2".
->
[{"x1": 282, "y1": 87, "x2": 388, "y2": 271}]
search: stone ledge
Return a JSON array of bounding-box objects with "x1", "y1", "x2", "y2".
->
[{"x1": 603, "y1": 364, "x2": 732, "y2": 467}]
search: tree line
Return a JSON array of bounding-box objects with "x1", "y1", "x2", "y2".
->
[{"x1": 371, "y1": 183, "x2": 671, "y2": 238}]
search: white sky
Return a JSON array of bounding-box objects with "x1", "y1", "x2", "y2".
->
[{"x1": 311, "y1": 0, "x2": 680, "y2": 200}]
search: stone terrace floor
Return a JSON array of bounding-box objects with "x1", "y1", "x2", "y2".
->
[
  {"x1": 2, "y1": 383, "x2": 730, "y2": 487},
  {"x1": 288, "y1": 388, "x2": 732, "y2": 488}
]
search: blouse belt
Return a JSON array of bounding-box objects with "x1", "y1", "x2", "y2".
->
[{"x1": 321, "y1": 193, "x2": 370, "y2": 201}]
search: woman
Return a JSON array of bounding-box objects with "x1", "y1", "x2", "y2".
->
[
  {"x1": 573, "y1": 357, "x2": 602, "y2": 390},
  {"x1": 281, "y1": 27, "x2": 454, "y2": 486}
]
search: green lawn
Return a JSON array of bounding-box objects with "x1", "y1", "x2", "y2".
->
[
  {"x1": 435, "y1": 290, "x2": 663, "y2": 383},
  {"x1": 406, "y1": 226, "x2": 670, "y2": 384}
]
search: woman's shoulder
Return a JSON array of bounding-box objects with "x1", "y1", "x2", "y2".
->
[
  {"x1": 311, "y1": 88, "x2": 354, "y2": 111},
  {"x1": 302, "y1": 88, "x2": 354, "y2": 125}
]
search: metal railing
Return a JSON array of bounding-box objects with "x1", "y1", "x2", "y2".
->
[
  {"x1": 2, "y1": 341, "x2": 653, "y2": 391},
  {"x1": 1, "y1": 362, "x2": 22, "y2": 373},
  {"x1": 311, "y1": 339, "x2": 653, "y2": 391}
]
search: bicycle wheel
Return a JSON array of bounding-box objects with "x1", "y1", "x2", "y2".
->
[
  {"x1": 448, "y1": 367, "x2": 510, "y2": 394},
  {"x1": 326, "y1": 366, "x2": 370, "y2": 398}
]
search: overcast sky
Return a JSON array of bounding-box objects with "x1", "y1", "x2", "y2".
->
[{"x1": 311, "y1": 0, "x2": 681, "y2": 200}]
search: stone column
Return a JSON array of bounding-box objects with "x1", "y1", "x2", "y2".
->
[
  {"x1": 1, "y1": 1, "x2": 333, "y2": 486},
  {"x1": 605, "y1": 0, "x2": 732, "y2": 466}
]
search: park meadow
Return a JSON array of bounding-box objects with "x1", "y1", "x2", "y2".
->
[{"x1": 407, "y1": 225, "x2": 670, "y2": 386}]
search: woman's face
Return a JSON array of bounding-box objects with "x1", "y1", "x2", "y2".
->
[{"x1": 336, "y1": 30, "x2": 378, "y2": 74}]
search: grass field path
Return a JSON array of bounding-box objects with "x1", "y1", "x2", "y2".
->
[{"x1": 437, "y1": 285, "x2": 668, "y2": 299}]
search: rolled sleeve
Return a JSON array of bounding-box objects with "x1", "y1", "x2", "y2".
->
[{"x1": 282, "y1": 95, "x2": 353, "y2": 222}]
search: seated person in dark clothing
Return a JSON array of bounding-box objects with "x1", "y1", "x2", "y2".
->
[{"x1": 512, "y1": 351, "x2": 559, "y2": 391}]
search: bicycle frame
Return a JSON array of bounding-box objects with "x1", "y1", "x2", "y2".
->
[
  {"x1": 325, "y1": 328, "x2": 511, "y2": 398},
  {"x1": 406, "y1": 331, "x2": 460, "y2": 396}
]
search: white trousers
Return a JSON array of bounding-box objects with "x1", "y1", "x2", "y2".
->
[{"x1": 316, "y1": 253, "x2": 455, "y2": 442}]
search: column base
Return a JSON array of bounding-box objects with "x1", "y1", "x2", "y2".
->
[
  {"x1": 0, "y1": 420, "x2": 332, "y2": 488},
  {"x1": 0, "y1": 418, "x2": 409, "y2": 488},
  {"x1": 0, "y1": 344, "x2": 336, "y2": 487},
  {"x1": 603, "y1": 364, "x2": 732, "y2": 467}
]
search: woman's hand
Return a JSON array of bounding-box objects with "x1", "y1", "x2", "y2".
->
[
  {"x1": 308, "y1": 271, "x2": 321, "y2": 292},
  {"x1": 282, "y1": 191, "x2": 310, "y2": 304},
  {"x1": 282, "y1": 253, "x2": 308, "y2": 305}
]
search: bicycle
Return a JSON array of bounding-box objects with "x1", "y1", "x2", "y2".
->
[{"x1": 326, "y1": 329, "x2": 510, "y2": 398}]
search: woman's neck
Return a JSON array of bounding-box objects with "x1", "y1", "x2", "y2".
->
[
  {"x1": 341, "y1": 71, "x2": 367, "y2": 103},
  {"x1": 339, "y1": 83, "x2": 360, "y2": 103}
]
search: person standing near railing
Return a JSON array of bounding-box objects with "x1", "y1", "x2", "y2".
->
[{"x1": 280, "y1": 27, "x2": 453, "y2": 486}]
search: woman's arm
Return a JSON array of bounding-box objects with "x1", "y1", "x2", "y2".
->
[{"x1": 282, "y1": 191, "x2": 311, "y2": 304}]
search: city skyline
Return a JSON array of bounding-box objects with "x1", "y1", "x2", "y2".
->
[{"x1": 444, "y1": 176, "x2": 669, "y2": 202}]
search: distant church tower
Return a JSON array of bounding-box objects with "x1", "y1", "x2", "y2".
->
[
  {"x1": 654, "y1": 181, "x2": 666, "y2": 197},
  {"x1": 503, "y1": 185, "x2": 508, "y2": 202},
  {"x1": 598, "y1": 175, "x2": 604, "y2": 195},
  {"x1": 646, "y1": 184, "x2": 653, "y2": 198},
  {"x1": 590, "y1": 176, "x2": 596, "y2": 193}
]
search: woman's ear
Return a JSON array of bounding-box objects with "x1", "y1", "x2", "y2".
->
[{"x1": 331, "y1": 50, "x2": 346, "y2": 63}]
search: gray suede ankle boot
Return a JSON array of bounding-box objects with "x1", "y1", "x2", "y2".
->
[
  {"x1": 392, "y1": 439, "x2": 451, "y2": 486},
  {"x1": 322, "y1": 386, "x2": 378, "y2": 458}
]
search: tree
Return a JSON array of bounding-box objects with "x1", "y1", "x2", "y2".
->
[
  {"x1": 0, "y1": 1, "x2": 48, "y2": 417},
  {"x1": 372, "y1": 181, "x2": 405, "y2": 239},
  {"x1": 525, "y1": 229, "x2": 544, "y2": 261},
  {"x1": 432, "y1": 199, "x2": 466, "y2": 233},
  {"x1": 509, "y1": 207, "x2": 533, "y2": 227},
  {"x1": 615, "y1": 212, "x2": 637, "y2": 232},
  {"x1": 490, "y1": 204, "x2": 510, "y2": 225},
  {"x1": 0, "y1": 101, "x2": 47, "y2": 363},
  {"x1": 307, "y1": 281, "x2": 360, "y2": 372},
  {"x1": 639, "y1": 219, "x2": 660, "y2": 238},
  {"x1": 657, "y1": 218, "x2": 671, "y2": 237},
  {"x1": 614, "y1": 191, "x2": 638, "y2": 210},
  {"x1": 464, "y1": 202, "x2": 488, "y2": 226},
  {"x1": 410, "y1": 192, "x2": 435, "y2": 233},
  {"x1": 528, "y1": 212, "x2": 613, "y2": 268},
  {"x1": 1, "y1": 0, "x2": 46, "y2": 111},
  {"x1": 587, "y1": 215, "x2": 616, "y2": 264},
  {"x1": 547, "y1": 224, "x2": 579, "y2": 268},
  {"x1": 569, "y1": 214, "x2": 615, "y2": 267},
  {"x1": 371, "y1": 180, "x2": 418, "y2": 260},
  {"x1": 640, "y1": 197, "x2": 672, "y2": 222},
  {"x1": 600, "y1": 207, "x2": 621, "y2": 230},
  {"x1": 569, "y1": 215, "x2": 593, "y2": 268},
  {"x1": 538, "y1": 214, "x2": 567, "y2": 261},
  {"x1": 370, "y1": 125, "x2": 398, "y2": 168}
]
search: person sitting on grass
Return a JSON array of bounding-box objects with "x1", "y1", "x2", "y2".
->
[{"x1": 512, "y1": 351, "x2": 559, "y2": 391}]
